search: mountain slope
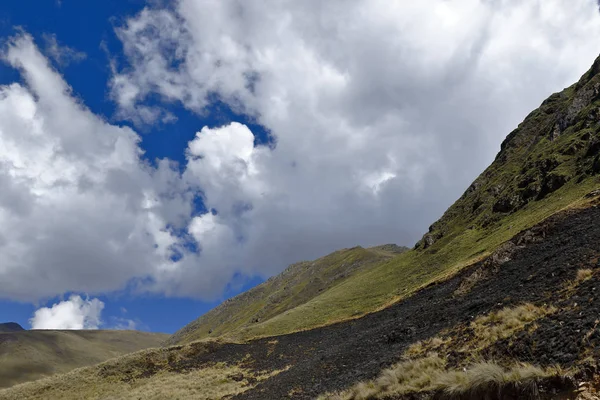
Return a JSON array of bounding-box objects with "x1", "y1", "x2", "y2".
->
[
  {"x1": 168, "y1": 245, "x2": 407, "y2": 345},
  {"x1": 0, "y1": 324, "x2": 23, "y2": 333},
  {"x1": 176, "y1": 54, "x2": 600, "y2": 343},
  {"x1": 4, "y1": 202, "x2": 600, "y2": 399},
  {"x1": 3, "y1": 55, "x2": 600, "y2": 400},
  {"x1": 0, "y1": 330, "x2": 169, "y2": 388}
]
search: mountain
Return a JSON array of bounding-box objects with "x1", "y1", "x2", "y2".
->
[
  {"x1": 0, "y1": 330, "x2": 168, "y2": 389},
  {"x1": 0, "y1": 324, "x2": 24, "y2": 333},
  {"x1": 2, "y1": 56, "x2": 600, "y2": 399},
  {"x1": 167, "y1": 244, "x2": 408, "y2": 345}
]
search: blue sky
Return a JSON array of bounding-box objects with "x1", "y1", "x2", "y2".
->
[{"x1": 0, "y1": 1, "x2": 599, "y2": 333}]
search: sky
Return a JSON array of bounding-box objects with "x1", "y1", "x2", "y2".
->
[{"x1": 0, "y1": 0, "x2": 599, "y2": 333}]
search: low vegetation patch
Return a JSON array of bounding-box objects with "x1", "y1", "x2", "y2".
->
[
  {"x1": 406, "y1": 303, "x2": 557, "y2": 360},
  {"x1": 0, "y1": 330, "x2": 169, "y2": 389},
  {"x1": 0, "y1": 339, "x2": 287, "y2": 400},
  {"x1": 319, "y1": 355, "x2": 565, "y2": 400}
]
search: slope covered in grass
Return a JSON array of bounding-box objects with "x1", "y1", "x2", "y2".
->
[
  {"x1": 168, "y1": 244, "x2": 407, "y2": 345},
  {"x1": 0, "y1": 339, "x2": 286, "y2": 400},
  {"x1": 0, "y1": 330, "x2": 169, "y2": 388},
  {"x1": 169, "y1": 55, "x2": 600, "y2": 342}
]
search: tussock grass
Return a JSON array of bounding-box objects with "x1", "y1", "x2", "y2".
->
[
  {"x1": 406, "y1": 303, "x2": 556, "y2": 359},
  {"x1": 576, "y1": 268, "x2": 594, "y2": 284},
  {"x1": 0, "y1": 339, "x2": 288, "y2": 400},
  {"x1": 320, "y1": 356, "x2": 563, "y2": 400},
  {"x1": 468, "y1": 303, "x2": 557, "y2": 349}
]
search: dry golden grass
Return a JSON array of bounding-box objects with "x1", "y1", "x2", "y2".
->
[
  {"x1": 576, "y1": 268, "x2": 594, "y2": 284},
  {"x1": 319, "y1": 355, "x2": 564, "y2": 400},
  {"x1": 468, "y1": 303, "x2": 557, "y2": 349},
  {"x1": 0, "y1": 330, "x2": 169, "y2": 388},
  {"x1": 0, "y1": 339, "x2": 287, "y2": 400},
  {"x1": 406, "y1": 303, "x2": 557, "y2": 359},
  {"x1": 453, "y1": 268, "x2": 488, "y2": 297}
]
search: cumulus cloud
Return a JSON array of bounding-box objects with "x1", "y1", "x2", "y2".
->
[
  {"x1": 30, "y1": 295, "x2": 104, "y2": 330},
  {"x1": 110, "y1": 0, "x2": 600, "y2": 290},
  {"x1": 0, "y1": 34, "x2": 190, "y2": 301},
  {"x1": 2, "y1": 1, "x2": 600, "y2": 303}
]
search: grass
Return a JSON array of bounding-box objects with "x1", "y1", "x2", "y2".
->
[
  {"x1": 319, "y1": 355, "x2": 564, "y2": 400},
  {"x1": 233, "y1": 177, "x2": 598, "y2": 341},
  {"x1": 0, "y1": 330, "x2": 169, "y2": 389},
  {"x1": 0, "y1": 339, "x2": 288, "y2": 400},
  {"x1": 169, "y1": 245, "x2": 404, "y2": 345},
  {"x1": 170, "y1": 60, "x2": 600, "y2": 343},
  {"x1": 575, "y1": 268, "x2": 594, "y2": 284},
  {"x1": 406, "y1": 303, "x2": 557, "y2": 359}
]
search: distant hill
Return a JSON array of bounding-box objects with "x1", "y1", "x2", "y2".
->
[
  {"x1": 0, "y1": 330, "x2": 169, "y2": 388},
  {"x1": 0, "y1": 324, "x2": 24, "y2": 333},
  {"x1": 167, "y1": 245, "x2": 408, "y2": 345}
]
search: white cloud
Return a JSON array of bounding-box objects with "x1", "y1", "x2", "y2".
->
[
  {"x1": 0, "y1": 34, "x2": 190, "y2": 301},
  {"x1": 110, "y1": 317, "x2": 138, "y2": 330},
  {"x1": 42, "y1": 33, "x2": 86, "y2": 67},
  {"x1": 109, "y1": 0, "x2": 600, "y2": 291},
  {"x1": 2, "y1": 2, "x2": 600, "y2": 303},
  {"x1": 30, "y1": 295, "x2": 104, "y2": 330}
]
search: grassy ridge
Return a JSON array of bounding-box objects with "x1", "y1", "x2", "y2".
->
[
  {"x1": 0, "y1": 330, "x2": 169, "y2": 388},
  {"x1": 168, "y1": 245, "x2": 406, "y2": 345},
  {"x1": 235, "y1": 177, "x2": 599, "y2": 340},
  {"x1": 175, "y1": 55, "x2": 600, "y2": 342}
]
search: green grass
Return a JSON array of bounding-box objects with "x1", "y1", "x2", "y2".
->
[
  {"x1": 168, "y1": 245, "x2": 405, "y2": 345},
  {"x1": 171, "y1": 54, "x2": 600, "y2": 343},
  {"x1": 234, "y1": 177, "x2": 599, "y2": 340},
  {"x1": 0, "y1": 330, "x2": 169, "y2": 388}
]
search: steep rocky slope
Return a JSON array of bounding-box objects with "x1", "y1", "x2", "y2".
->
[{"x1": 416, "y1": 55, "x2": 600, "y2": 250}]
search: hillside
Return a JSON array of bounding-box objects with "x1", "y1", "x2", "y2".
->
[
  {"x1": 4, "y1": 201, "x2": 600, "y2": 399},
  {"x1": 0, "y1": 324, "x2": 23, "y2": 333},
  {"x1": 163, "y1": 54, "x2": 600, "y2": 344},
  {"x1": 0, "y1": 330, "x2": 169, "y2": 388},
  {"x1": 168, "y1": 244, "x2": 407, "y2": 345}
]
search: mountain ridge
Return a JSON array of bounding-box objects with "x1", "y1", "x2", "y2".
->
[
  {"x1": 0, "y1": 323, "x2": 24, "y2": 333},
  {"x1": 170, "y1": 53, "x2": 600, "y2": 345},
  {"x1": 167, "y1": 244, "x2": 408, "y2": 345}
]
